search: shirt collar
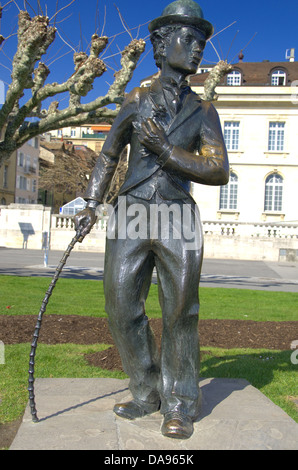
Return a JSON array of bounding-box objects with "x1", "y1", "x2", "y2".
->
[{"x1": 159, "y1": 76, "x2": 190, "y2": 94}]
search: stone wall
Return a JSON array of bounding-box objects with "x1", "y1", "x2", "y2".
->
[
  {"x1": 0, "y1": 205, "x2": 297, "y2": 261},
  {"x1": 0, "y1": 204, "x2": 51, "y2": 250}
]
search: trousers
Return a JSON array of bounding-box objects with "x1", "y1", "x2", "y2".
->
[{"x1": 103, "y1": 192, "x2": 204, "y2": 418}]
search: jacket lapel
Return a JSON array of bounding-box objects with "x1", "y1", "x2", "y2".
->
[{"x1": 167, "y1": 92, "x2": 202, "y2": 137}]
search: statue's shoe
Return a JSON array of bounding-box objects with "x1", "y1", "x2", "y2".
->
[
  {"x1": 113, "y1": 400, "x2": 160, "y2": 420},
  {"x1": 161, "y1": 411, "x2": 194, "y2": 439}
]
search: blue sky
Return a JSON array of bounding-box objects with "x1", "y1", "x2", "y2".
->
[{"x1": 0, "y1": 0, "x2": 297, "y2": 100}]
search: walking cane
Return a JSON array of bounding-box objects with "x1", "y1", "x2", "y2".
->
[{"x1": 28, "y1": 229, "x2": 83, "y2": 423}]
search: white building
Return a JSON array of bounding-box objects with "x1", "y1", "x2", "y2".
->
[{"x1": 189, "y1": 59, "x2": 298, "y2": 227}]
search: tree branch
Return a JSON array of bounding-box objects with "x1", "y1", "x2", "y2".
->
[
  {"x1": 201, "y1": 60, "x2": 233, "y2": 101},
  {"x1": 0, "y1": 5, "x2": 146, "y2": 167}
]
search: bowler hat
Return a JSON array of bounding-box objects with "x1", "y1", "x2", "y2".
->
[{"x1": 148, "y1": 0, "x2": 214, "y2": 39}]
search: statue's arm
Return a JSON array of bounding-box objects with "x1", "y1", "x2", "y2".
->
[{"x1": 157, "y1": 102, "x2": 229, "y2": 186}]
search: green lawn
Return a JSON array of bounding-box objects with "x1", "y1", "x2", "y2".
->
[
  {"x1": 0, "y1": 274, "x2": 297, "y2": 434},
  {"x1": 1, "y1": 275, "x2": 298, "y2": 321}
]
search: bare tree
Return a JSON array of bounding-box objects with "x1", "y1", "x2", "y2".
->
[
  {"x1": 202, "y1": 60, "x2": 233, "y2": 101},
  {"x1": 0, "y1": 1, "x2": 251, "y2": 172},
  {"x1": 39, "y1": 142, "x2": 97, "y2": 196},
  {"x1": 0, "y1": 1, "x2": 146, "y2": 166},
  {"x1": 202, "y1": 26, "x2": 257, "y2": 101}
]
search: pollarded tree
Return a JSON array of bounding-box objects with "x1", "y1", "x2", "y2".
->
[
  {"x1": 0, "y1": 0, "x2": 238, "y2": 171},
  {"x1": 0, "y1": 1, "x2": 146, "y2": 166}
]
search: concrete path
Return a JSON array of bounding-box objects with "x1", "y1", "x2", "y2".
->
[
  {"x1": 0, "y1": 247, "x2": 298, "y2": 291},
  {"x1": 10, "y1": 378, "x2": 298, "y2": 451}
]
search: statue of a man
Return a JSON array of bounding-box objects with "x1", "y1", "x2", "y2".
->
[{"x1": 75, "y1": 0, "x2": 229, "y2": 439}]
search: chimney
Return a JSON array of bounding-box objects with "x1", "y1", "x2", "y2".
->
[{"x1": 286, "y1": 48, "x2": 295, "y2": 62}]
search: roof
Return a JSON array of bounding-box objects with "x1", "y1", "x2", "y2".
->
[{"x1": 190, "y1": 61, "x2": 298, "y2": 86}]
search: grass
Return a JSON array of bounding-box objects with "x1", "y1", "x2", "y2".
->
[
  {"x1": 0, "y1": 274, "x2": 297, "y2": 433},
  {"x1": 1, "y1": 275, "x2": 298, "y2": 321},
  {"x1": 0, "y1": 343, "x2": 126, "y2": 424},
  {"x1": 0, "y1": 276, "x2": 106, "y2": 317},
  {"x1": 200, "y1": 348, "x2": 298, "y2": 422}
]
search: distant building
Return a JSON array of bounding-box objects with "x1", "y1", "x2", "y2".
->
[
  {"x1": 15, "y1": 137, "x2": 40, "y2": 205},
  {"x1": 0, "y1": 155, "x2": 16, "y2": 205},
  {"x1": 47, "y1": 122, "x2": 112, "y2": 154},
  {"x1": 0, "y1": 137, "x2": 40, "y2": 205}
]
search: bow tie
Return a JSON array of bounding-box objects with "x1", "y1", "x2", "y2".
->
[
  {"x1": 160, "y1": 78, "x2": 190, "y2": 116},
  {"x1": 160, "y1": 77, "x2": 190, "y2": 97}
]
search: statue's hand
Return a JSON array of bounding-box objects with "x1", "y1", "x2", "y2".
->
[
  {"x1": 74, "y1": 207, "x2": 97, "y2": 242},
  {"x1": 138, "y1": 118, "x2": 170, "y2": 157}
]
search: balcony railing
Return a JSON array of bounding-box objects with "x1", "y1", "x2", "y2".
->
[
  {"x1": 52, "y1": 215, "x2": 298, "y2": 239},
  {"x1": 82, "y1": 133, "x2": 107, "y2": 139},
  {"x1": 203, "y1": 221, "x2": 298, "y2": 238}
]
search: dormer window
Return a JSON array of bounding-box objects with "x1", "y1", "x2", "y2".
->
[
  {"x1": 271, "y1": 69, "x2": 287, "y2": 86},
  {"x1": 227, "y1": 70, "x2": 242, "y2": 86}
]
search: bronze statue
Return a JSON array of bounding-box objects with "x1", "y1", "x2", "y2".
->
[{"x1": 75, "y1": 0, "x2": 229, "y2": 439}]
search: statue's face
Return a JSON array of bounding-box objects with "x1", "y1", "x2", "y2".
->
[{"x1": 165, "y1": 26, "x2": 206, "y2": 75}]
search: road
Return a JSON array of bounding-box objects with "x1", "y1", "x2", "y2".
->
[{"x1": 0, "y1": 247, "x2": 298, "y2": 292}]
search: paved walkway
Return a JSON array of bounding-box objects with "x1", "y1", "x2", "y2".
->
[
  {"x1": 0, "y1": 248, "x2": 298, "y2": 291},
  {"x1": 10, "y1": 378, "x2": 298, "y2": 451}
]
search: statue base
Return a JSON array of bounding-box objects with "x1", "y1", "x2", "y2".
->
[{"x1": 10, "y1": 378, "x2": 298, "y2": 450}]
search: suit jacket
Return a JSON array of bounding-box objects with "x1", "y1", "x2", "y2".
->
[{"x1": 84, "y1": 78, "x2": 229, "y2": 203}]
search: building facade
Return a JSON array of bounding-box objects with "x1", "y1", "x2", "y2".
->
[
  {"x1": 47, "y1": 123, "x2": 111, "y2": 154},
  {"x1": 189, "y1": 60, "x2": 298, "y2": 226},
  {"x1": 0, "y1": 151, "x2": 16, "y2": 205},
  {"x1": 0, "y1": 137, "x2": 40, "y2": 205},
  {"x1": 15, "y1": 137, "x2": 40, "y2": 204}
]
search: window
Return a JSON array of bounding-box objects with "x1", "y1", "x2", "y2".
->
[
  {"x1": 71, "y1": 128, "x2": 76, "y2": 137},
  {"x1": 271, "y1": 69, "x2": 287, "y2": 86},
  {"x1": 18, "y1": 152, "x2": 24, "y2": 167},
  {"x1": 268, "y1": 122, "x2": 285, "y2": 151},
  {"x1": 17, "y1": 197, "x2": 26, "y2": 204},
  {"x1": 17, "y1": 175, "x2": 28, "y2": 190},
  {"x1": 220, "y1": 172, "x2": 238, "y2": 210},
  {"x1": 25, "y1": 155, "x2": 31, "y2": 173},
  {"x1": 224, "y1": 122, "x2": 240, "y2": 150},
  {"x1": 264, "y1": 174, "x2": 283, "y2": 212},
  {"x1": 199, "y1": 68, "x2": 211, "y2": 74},
  {"x1": 28, "y1": 138, "x2": 38, "y2": 148},
  {"x1": 227, "y1": 70, "x2": 241, "y2": 86},
  {"x1": 32, "y1": 158, "x2": 38, "y2": 173}
]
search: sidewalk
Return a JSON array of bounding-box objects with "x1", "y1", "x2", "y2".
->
[
  {"x1": 10, "y1": 378, "x2": 298, "y2": 450},
  {"x1": 0, "y1": 248, "x2": 298, "y2": 291}
]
